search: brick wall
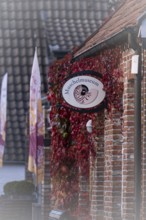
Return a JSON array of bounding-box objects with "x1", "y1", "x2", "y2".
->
[
  {"x1": 77, "y1": 47, "x2": 146, "y2": 220},
  {"x1": 89, "y1": 48, "x2": 136, "y2": 220},
  {"x1": 43, "y1": 48, "x2": 146, "y2": 220},
  {"x1": 141, "y1": 50, "x2": 146, "y2": 220},
  {"x1": 104, "y1": 108, "x2": 122, "y2": 220},
  {"x1": 90, "y1": 112, "x2": 104, "y2": 220},
  {"x1": 78, "y1": 167, "x2": 90, "y2": 220}
]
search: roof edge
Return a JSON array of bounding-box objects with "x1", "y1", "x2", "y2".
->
[
  {"x1": 73, "y1": 27, "x2": 135, "y2": 60},
  {"x1": 73, "y1": 0, "x2": 126, "y2": 59}
]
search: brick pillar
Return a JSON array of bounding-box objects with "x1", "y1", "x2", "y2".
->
[
  {"x1": 41, "y1": 144, "x2": 52, "y2": 220},
  {"x1": 121, "y1": 52, "x2": 135, "y2": 220},
  {"x1": 104, "y1": 108, "x2": 122, "y2": 220},
  {"x1": 90, "y1": 112, "x2": 104, "y2": 220},
  {"x1": 41, "y1": 108, "x2": 52, "y2": 220},
  {"x1": 78, "y1": 168, "x2": 90, "y2": 220}
]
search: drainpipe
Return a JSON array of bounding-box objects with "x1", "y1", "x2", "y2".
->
[
  {"x1": 129, "y1": 27, "x2": 142, "y2": 220},
  {"x1": 134, "y1": 47, "x2": 141, "y2": 220},
  {"x1": 134, "y1": 17, "x2": 146, "y2": 220}
]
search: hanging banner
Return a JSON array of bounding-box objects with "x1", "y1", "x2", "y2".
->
[
  {"x1": 28, "y1": 48, "x2": 44, "y2": 183},
  {"x1": 0, "y1": 73, "x2": 8, "y2": 166},
  {"x1": 62, "y1": 70, "x2": 106, "y2": 112}
]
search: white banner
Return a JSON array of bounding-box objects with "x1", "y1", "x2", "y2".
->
[
  {"x1": 28, "y1": 48, "x2": 44, "y2": 183},
  {"x1": 0, "y1": 73, "x2": 8, "y2": 166}
]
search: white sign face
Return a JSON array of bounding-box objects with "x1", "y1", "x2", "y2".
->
[{"x1": 62, "y1": 75, "x2": 105, "y2": 109}]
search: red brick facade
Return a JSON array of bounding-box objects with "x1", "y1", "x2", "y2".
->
[
  {"x1": 72, "y1": 1, "x2": 146, "y2": 219},
  {"x1": 44, "y1": 47, "x2": 146, "y2": 220},
  {"x1": 44, "y1": 48, "x2": 143, "y2": 220},
  {"x1": 89, "y1": 48, "x2": 142, "y2": 220},
  {"x1": 77, "y1": 48, "x2": 136, "y2": 220}
]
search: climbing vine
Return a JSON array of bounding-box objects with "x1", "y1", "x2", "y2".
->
[{"x1": 47, "y1": 46, "x2": 123, "y2": 217}]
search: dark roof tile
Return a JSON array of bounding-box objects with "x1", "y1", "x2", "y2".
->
[{"x1": 43, "y1": 0, "x2": 120, "y2": 51}]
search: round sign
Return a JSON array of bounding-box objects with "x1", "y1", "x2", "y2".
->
[{"x1": 62, "y1": 75, "x2": 105, "y2": 109}]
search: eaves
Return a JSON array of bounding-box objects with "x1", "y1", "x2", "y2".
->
[{"x1": 73, "y1": 26, "x2": 138, "y2": 61}]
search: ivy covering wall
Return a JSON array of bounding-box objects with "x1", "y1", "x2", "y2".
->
[{"x1": 47, "y1": 46, "x2": 123, "y2": 217}]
